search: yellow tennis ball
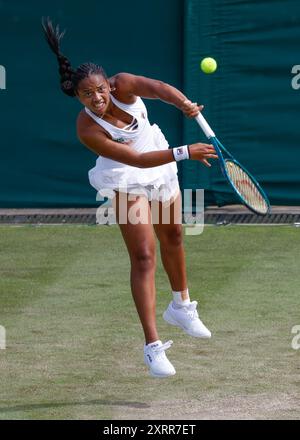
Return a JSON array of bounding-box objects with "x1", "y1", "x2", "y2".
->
[{"x1": 200, "y1": 57, "x2": 217, "y2": 74}]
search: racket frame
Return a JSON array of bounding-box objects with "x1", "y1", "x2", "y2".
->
[
  {"x1": 211, "y1": 137, "x2": 270, "y2": 215},
  {"x1": 195, "y1": 112, "x2": 271, "y2": 215}
]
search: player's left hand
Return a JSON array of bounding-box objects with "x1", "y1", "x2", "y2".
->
[{"x1": 181, "y1": 99, "x2": 203, "y2": 118}]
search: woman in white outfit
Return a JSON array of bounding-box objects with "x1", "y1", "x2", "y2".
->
[{"x1": 43, "y1": 18, "x2": 218, "y2": 378}]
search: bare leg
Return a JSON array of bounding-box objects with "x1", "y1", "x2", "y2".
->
[
  {"x1": 113, "y1": 192, "x2": 159, "y2": 344},
  {"x1": 152, "y1": 192, "x2": 211, "y2": 339},
  {"x1": 152, "y1": 192, "x2": 188, "y2": 293}
]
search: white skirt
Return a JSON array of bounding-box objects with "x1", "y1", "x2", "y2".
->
[
  {"x1": 98, "y1": 176, "x2": 180, "y2": 204},
  {"x1": 88, "y1": 124, "x2": 179, "y2": 203}
]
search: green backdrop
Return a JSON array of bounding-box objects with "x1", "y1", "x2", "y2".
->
[
  {"x1": 0, "y1": 0, "x2": 183, "y2": 207},
  {"x1": 182, "y1": 0, "x2": 300, "y2": 206},
  {"x1": 1, "y1": 0, "x2": 300, "y2": 207}
]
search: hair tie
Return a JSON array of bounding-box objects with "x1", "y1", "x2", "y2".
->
[{"x1": 62, "y1": 80, "x2": 73, "y2": 90}]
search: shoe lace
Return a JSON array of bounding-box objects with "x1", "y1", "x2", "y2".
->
[
  {"x1": 153, "y1": 340, "x2": 173, "y2": 354},
  {"x1": 186, "y1": 301, "x2": 199, "y2": 320}
]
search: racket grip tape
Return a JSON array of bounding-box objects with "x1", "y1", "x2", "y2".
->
[{"x1": 195, "y1": 113, "x2": 215, "y2": 139}]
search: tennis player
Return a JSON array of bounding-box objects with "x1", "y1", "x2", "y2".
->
[{"x1": 43, "y1": 18, "x2": 218, "y2": 378}]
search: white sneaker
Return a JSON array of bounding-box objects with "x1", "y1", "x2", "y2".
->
[
  {"x1": 163, "y1": 301, "x2": 212, "y2": 338},
  {"x1": 144, "y1": 340, "x2": 176, "y2": 378}
]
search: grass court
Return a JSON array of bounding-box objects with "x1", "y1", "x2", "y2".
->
[{"x1": 0, "y1": 225, "x2": 299, "y2": 419}]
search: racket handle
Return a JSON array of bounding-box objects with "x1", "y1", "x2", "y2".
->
[{"x1": 195, "y1": 112, "x2": 215, "y2": 139}]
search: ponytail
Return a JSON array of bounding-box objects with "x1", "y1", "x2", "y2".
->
[
  {"x1": 42, "y1": 17, "x2": 108, "y2": 97},
  {"x1": 42, "y1": 17, "x2": 76, "y2": 97}
]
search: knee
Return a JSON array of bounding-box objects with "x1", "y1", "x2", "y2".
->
[
  {"x1": 159, "y1": 225, "x2": 183, "y2": 247},
  {"x1": 131, "y1": 248, "x2": 156, "y2": 272}
]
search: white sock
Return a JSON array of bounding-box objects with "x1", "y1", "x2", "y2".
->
[
  {"x1": 146, "y1": 340, "x2": 161, "y2": 348},
  {"x1": 172, "y1": 289, "x2": 190, "y2": 307}
]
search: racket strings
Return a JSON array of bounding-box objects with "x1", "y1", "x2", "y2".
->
[{"x1": 225, "y1": 160, "x2": 269, "y2": 214}]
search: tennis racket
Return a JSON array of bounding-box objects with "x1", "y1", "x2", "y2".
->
[{"x1": 195, "y1": 112, "x2": 270, "y2": 215}]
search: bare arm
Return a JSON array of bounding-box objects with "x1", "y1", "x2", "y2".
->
[
  {"x1": 79, "y1": 129, "x2": 173, "y2": 168},
  {"x1": 78, "y1": 128, "x2": 217, "y2": 168},
  {"x1": 112, "y1": 73, "x2": 202, "y2": 118}
]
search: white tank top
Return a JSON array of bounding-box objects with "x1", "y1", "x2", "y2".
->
[{"x1": 86, "y1": 94, "x2": 178, "y2": 190}]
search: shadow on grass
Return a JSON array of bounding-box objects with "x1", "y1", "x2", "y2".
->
[{"x1": 0, "y1": 400, "x2": 150, "y2": 413}]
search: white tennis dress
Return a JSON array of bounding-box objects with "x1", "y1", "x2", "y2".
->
[{"x1": 86, "y1": 94, "x2": 179, "y2": 202}]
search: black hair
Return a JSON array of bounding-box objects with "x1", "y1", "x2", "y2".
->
[{"x1": 42, "y1": 17, "x2": 107, "y2": 97}]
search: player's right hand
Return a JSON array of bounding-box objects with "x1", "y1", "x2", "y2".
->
[
  {"x1": 181, "y1": 99, "x2": 203, "y2": 118},
  {"x1": 189, "y1": 143, "x2": 218, "y2": 167}
]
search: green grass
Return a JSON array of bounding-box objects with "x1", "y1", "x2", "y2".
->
[{"x1": 0, "y1": 225, "x2": 299, "y2": 420}]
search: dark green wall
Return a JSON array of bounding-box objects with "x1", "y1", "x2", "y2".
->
[
  {"x1": 182, "y1": 0, "x2": 300, "y2": 206},
  {"x1": 1, "y1": 0, "x2": 300, "y2": 207},
  {"x1": 0, "y1": 0, "x2": 183, "y2": 207}
]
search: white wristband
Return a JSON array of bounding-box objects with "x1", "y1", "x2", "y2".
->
[{"x1": 172, "y1": 145, "x2": 190, "y2": 162}]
